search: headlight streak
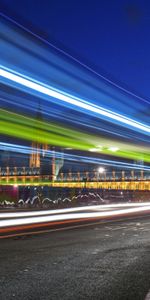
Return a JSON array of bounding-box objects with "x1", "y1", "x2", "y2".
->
[
  {"x1": 1, "y1": 142, "x2": 150, "y2": 170},
  {"x1": 1, "y1": 202, "x2": 150, "y2": 219},
  {"x1": 1, "y1": 67, "x2": 150, "y2": 134},
  {"x1": 1, "y1": 205, "x2": 150, "y2": 228}
]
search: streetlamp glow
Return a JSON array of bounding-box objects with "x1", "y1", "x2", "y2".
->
[
  {"x1": 98, "y1": 167, "x2": 105, "y2": 174},
  {"x1": 13, "y1": 184, "x2": 18, "y2": 188}
]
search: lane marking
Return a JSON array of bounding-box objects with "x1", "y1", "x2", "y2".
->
[
  {"x1": 110, "y1": 226, "x2": 127, "y2": 231},
  {"x1": 145, "y1": 291, "x2": 150, "y2": 300}
]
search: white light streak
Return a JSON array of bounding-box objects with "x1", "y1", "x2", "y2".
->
[
  {"x1": 1, "y1": 203, "x2": 150, "y2": 221},
  {"x1": 1, "y1": 68, "x2": 150, "y2": 134},
  {"x1": 1, "y1": 142, "x2": 150, "y2": 170},
  {"x1": 0, "y1": 205, "x2": 150, "y2": 228}
]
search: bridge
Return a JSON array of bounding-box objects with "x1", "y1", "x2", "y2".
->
[{"x1": 0, "y1": 168, "x2": 150, "y2": 190}]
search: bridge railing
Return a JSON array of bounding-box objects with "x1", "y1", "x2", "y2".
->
[{"x1": 0, "y1": 169, "x2": 150, "y2": 183}]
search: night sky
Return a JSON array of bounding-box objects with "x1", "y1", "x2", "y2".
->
[{"x1": 1, "y1": 0, "x2": 150, "y2": 101}]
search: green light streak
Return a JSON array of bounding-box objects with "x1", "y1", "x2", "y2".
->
[{"x1": 0, "y1": 109, "x2": 150, "y2": 162}]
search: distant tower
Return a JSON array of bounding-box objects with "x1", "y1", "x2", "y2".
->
[
  {"x1": 51, "y1": 147, "x2": 56, "y2": 181},
  {"x1": 29, "y1": 101, "x2": 46, "y2": 170},
  {"x1": 52, "y1": 148, "x2": 64, "y2": 181},
  {"x1": 29, "y1": 142, "x2": 41, "y2": 168},
  {"x1": 29, "y1": 102, "x2": 58, "y2": 180}
]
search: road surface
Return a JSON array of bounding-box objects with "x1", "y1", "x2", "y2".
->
[{"x1": 0, "y1": 215, "x2": 150, "y2": 300}]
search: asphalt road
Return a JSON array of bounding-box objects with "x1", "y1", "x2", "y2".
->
[{"x1": 0, "y1": 216, "x2": 150, "y2": 300}]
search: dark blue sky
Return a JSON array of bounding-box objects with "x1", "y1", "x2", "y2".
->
[{"x1": 1, "y1": 0, "x2": 150, "y2": 102}]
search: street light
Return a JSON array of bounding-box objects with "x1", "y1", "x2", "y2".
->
[
  {"x1": 13, "y1": 184, "x2": 18, "y2": 188},
  {"x1": 97, "y1": 167, "x2": 106, "y2": 198},
  {"x1": 96, "y1": 167, "x2": 105, "y2": 191},
  {"x1": 98, "y1": 167, "x2": 105, "y2": 174}
]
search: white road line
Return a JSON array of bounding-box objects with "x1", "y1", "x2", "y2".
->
[
  {"x1": 145, "y1": 291, "x2": 150, "y2": 300},
  {"x1": 110, "y1": 226, "x2": 127, "y2": 231}
]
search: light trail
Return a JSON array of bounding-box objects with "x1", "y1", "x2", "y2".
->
[
  {"x1": 1, "y1": 205, "x2": 150, "y2": 228},
  {"x1": 1, "y1": 95, "x2": 150, "y2": 144},
  {"x1": 1, "y1": 12, "x2": 150, "y2": 107},
  {"x1": 1, "y1": 109, "x2": 150, "y2": 162},
  {"x1": 1, "y1": 203, "x2": 150, "y2": 219},
  {"x1": 1, "y1": 142, "x2": 150, "y2": 169},
  {"x1": 1, "y1": 67, "x2": 150, "y2": 134}
]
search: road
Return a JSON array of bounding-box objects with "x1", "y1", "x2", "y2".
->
[
  {"x1": 1, "y1": 203, "x2": 150, "y2": 238},
  {"x1": 0, "y1": 215, "x2": 150, "y2": 300}
]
